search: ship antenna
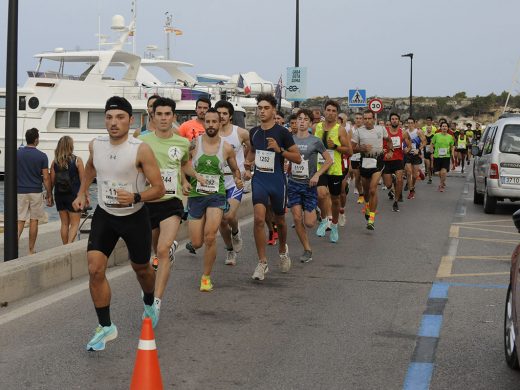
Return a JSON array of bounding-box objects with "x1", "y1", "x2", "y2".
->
[
  {"x1": 165, "y1": 12, "x2": 172, "y2": 60},
  {"x1": 130, "y1": 0, "x2": 137, "y2": 54}
]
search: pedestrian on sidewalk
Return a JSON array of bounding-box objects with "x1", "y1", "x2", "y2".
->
[
  {"x1": 50, "y1": 136, "x2": 85, "y2": 244},
  {"x1": 17, "y1": 128, "x2": 53, "y2": 255}
]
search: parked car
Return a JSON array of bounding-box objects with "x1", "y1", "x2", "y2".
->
[
  {"x1": 505, "y1": 209, "x2": 520, "y2": 368},
  {"x1": 473, "y1": 114, "x2": 520, "y2": 213}
]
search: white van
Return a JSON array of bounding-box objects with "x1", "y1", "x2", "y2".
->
[{"x1": 473, "y1": 114, "x2": 520, "y2": 213}]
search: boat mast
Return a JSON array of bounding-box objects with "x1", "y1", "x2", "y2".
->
[
  {"x1": 131, "y1": 0, "x2": 137, "y2": 54},
  {"x1": 165, "y1": 12, "x2": 172, "y2": 60},
  {"x1": 164, "y1": 12, "x2": 182, "y2": 60}
]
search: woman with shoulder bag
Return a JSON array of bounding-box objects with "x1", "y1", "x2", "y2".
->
[{"x1": 50, "y1": 136, "x2": 85, "y2": 243}]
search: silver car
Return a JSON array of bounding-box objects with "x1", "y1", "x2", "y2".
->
[{"x1": 473, "y1": 114, "x2": 520, "y2": 213}]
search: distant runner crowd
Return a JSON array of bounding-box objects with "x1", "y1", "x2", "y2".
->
[{"x1": 15, "y1": 93, "x2": 484, "y2": 351}]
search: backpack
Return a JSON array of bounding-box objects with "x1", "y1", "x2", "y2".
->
[{"x1": 55, "y1": 158, "x2": 75, "y2": 194}]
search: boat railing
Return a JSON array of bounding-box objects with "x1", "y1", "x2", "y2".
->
[
  {"x1": 108, "y1": 85, "x2": 184, "y2": 100},
  {"x1": 27, "y1": 71, "x2": 82, "y2": 80}
]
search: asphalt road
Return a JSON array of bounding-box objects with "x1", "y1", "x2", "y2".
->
[{"x1": 1, "y1": 168, "x2": 520, "y2": 389}]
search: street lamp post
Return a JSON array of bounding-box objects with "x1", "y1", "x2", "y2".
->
[
  {"x1": 401, "y1": 53, "x2": 413, "y2": 118},
  {"x1": 5, "y1": 0, "x2": 19, "y2": 261},
  {"x1": 294, "y1": 0, "x2": 300, "y2": 108}
]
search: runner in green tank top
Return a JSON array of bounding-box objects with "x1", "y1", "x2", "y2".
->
[
  {"x1": 312, "y1": 100, "x2": 352, "y2": 243},
  {"x1": 184, "y1": 109, "x2": 243, "y2": 292},
  {"x1": 431, "y1": 122, "x2": 455, "y2": 191},
  {"x1": 138, "y1": 97, "x2": 192, "y2": 326}
]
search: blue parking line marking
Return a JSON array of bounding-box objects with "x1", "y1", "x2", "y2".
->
[
  {"x1": 418, "y1": 315, "x2": 443, "y2": 338},
  {"x1": 404, "y1": 279, "x2": 508, "y2": 388},
  {"x1": 403, "y1": 362, "x2": 433, "y2": 390},
  {"x1": 447, "y1": 282, "x2": 507, "y2": 289},
  {"x1": 429, "y1": 282, "x2": 449, "y2": 299}
]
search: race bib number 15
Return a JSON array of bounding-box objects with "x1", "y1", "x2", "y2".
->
[{"x1": 102, "y1": 181, "x2": 133, "y2": 209}]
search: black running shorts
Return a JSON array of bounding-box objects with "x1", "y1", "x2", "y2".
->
[
  {"x1": 405, "y1": 154, "x2": 422, "y2": 166},
  {"x1": 317, "y1": 174, "x2": 343, "y2": 196},
  {"x1": 383, "y1": 160, "x2": 404, "y2": 174},
  {"x1": 360, "y1": 156, "x2": 385, "y2": 179},
  {"x1": 433, "y1": 157, "x2": 451, "y2": 172},
  {"x1": 145, "y1": 197, "x2": 184, "y2": 230},
  {"x1": 87, "y1": 206, "x2": 151, "y2": 265}
]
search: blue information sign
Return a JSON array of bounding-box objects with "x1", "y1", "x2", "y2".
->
[{"x1": 286, "y1": 67, "x2": 307, "y2": 102}]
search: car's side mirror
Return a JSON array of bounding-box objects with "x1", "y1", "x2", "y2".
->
[
  {"x1": 513, "y1": 209, "x2": 520, "y2": 232},
  {"x1": 471, "y1": 145, "x2": 481, "y2": 157}
]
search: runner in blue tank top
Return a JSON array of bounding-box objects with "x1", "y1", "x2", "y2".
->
[{"x1": 244, "y1": 93, "x2": 302, "y2": 281}]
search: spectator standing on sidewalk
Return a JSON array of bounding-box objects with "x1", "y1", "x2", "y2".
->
[
  {"x1": 17, "y1": 128, "x2": 53, "y2": 254},
  {"x1": 50, "y1": 136, "x2": 85, "y2": 244}
]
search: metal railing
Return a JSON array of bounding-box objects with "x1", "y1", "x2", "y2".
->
[{"x1": 27, "y1": 71, "x2": 81, "y2": 80}]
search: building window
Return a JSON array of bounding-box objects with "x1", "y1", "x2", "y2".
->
[
  {"x1": 88, "y1": 111, "x2": 142, "y2": 129},
  {"x1": 55, "y1": 111, "x2": 80, "y2": 128},
  {"x1": 87, "y1": 112, "x2": 105, "y2": 129}
]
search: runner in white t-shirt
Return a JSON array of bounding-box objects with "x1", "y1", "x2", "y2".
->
[{"x1": 215, "y1": 100, "x2": 251, "y2": 266}]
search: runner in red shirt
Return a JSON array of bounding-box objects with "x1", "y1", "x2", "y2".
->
[
  {"x1": 178, "y1": 97, "x2": 211, "y2": 142},
  {"x1": 382, "y1": 113, "x2": 411, "y2": 212}
]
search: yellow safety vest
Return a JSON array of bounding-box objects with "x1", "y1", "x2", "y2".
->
[{"x1": 315, "y1": 123, "x2": 342, "y2": 175}]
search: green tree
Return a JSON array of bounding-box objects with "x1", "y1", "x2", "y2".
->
[{"x1": 453, "y1": 91, "x2": 467, "y2": 99}]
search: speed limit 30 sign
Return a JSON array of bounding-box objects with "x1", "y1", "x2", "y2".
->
[{"x1": 368, "y1": 98, "x2": 384, "y2": 113}]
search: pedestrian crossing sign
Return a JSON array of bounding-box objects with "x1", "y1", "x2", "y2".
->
[{"x1": 348, "y1": 89, "x2": 367, "y2": 107}]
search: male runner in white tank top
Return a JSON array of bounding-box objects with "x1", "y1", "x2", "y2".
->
[
  {"x1": 73, "y1": 96, "x2": 165, "y2": 351},
  {"x1": 215, "y1": 100, "x2": 251, "y2": 266}
]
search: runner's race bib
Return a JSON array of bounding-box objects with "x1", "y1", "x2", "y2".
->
[
  {"x1": 255, "y1": 150, "x2": 275, "y2": 173},
  {"x1": 458, "y1": 142, "x2": 466, "y2": 150},
  {"x1": 161, "y1": 168, "x2": 178, "y2": 195},
  {"x1": 425, "y1": 145, "x2": 432, "y2": 153},
  {"x1": 318, "y1": 149, "x2": 334, "y2": 164},
  {"x1": 361, "y1": 158, "x2": 377, "y2": 169},
  {"x1": 391, "y1": 137, "x2": 401, "y2": 148},
  {"x1": 439, "y1": 148, "x2": 447, "y2": 156},
  {"x1": 101, "y1": 181, "x2": 133, "y2": 209},
  {"x1": 351, "y1": 153, "x2": 361, "y2": 162},
  {"x1": 291, "y1": 158, "x2": 309, "y2": 179},
  {"x1": 196, "y1": 174, "x2": 220, "y2": 194}
]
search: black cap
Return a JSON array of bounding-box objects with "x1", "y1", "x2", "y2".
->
[{"x1": 105, "y1": 96, "x2": 132, "y2": 116}]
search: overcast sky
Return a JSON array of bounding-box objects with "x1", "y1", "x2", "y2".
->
[{"x1": 1, "y1": 0, "x2": 519, "y2": 99}]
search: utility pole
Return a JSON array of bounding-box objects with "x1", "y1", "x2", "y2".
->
[
  {"x1": 294, "y1": 0, "x2": 300, "y2": 108},
  {"x1": 402, "y1": 53, "x2": 414, "y2": 118},
  {"x1": 5, "y1": 0, "x2": 19, "y2": 261}
]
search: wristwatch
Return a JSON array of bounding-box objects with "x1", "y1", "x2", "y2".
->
[
  {"x1": 332, "y1": 144, "x2": 338, "y2": 150},
  {"x1": 280, "y1": 147, "x2": 286, "y2": 154},
  {"x1": 133, "y1": 192, "x2": 142, "y2": 204}
]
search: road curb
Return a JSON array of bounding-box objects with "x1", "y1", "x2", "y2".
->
[{"x1": 0, "y1": 194, "x2": 253, "y2": 305}]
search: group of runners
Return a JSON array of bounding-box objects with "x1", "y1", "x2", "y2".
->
[{"x1": 74, "y1": 93, "x2": 479, "y2": 351}]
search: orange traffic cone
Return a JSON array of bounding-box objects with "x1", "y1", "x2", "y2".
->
[{"x1": 130, "y1": 318, "x2": 164, "y2": 390}]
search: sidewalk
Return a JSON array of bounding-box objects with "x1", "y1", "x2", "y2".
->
[
  {"x1": 0, "y1": 220, "x2": 84, "y2": 261},
  {"x1": 0, "y1": 195, "x2": 252, "y2": 305}
]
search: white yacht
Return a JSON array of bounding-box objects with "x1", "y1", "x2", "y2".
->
[
  {"x1": 0, "y1": 16, "x2": 247, "y2": 174},
  {"x1": 0, "y1": 47, "x2": 185, "y2": 174},
  {"x1": 138, "y1": 59, "x2": 250, "y2": 126}
]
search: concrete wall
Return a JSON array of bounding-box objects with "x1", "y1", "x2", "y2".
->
[{"x1": 0, "y1": 194, "x2": 253, "y2": 305}]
